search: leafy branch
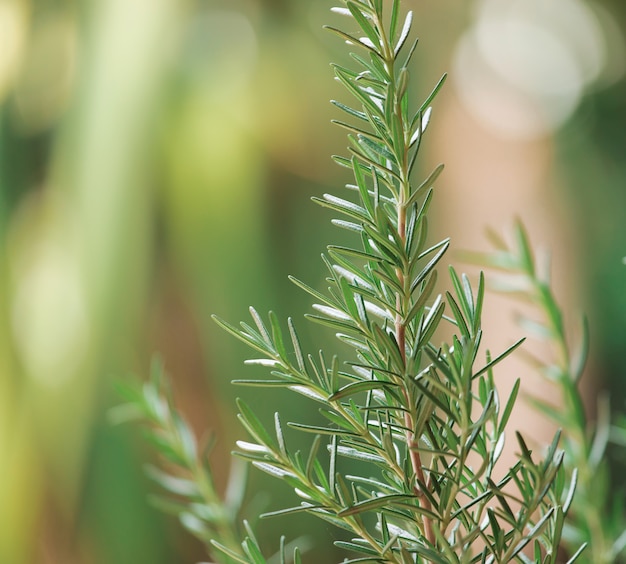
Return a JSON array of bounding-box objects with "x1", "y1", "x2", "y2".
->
[
  {"x1": 117, "y1": 1, "x2": 587, "y2": 562},
  {"x1": 212, "y1": 1, "x2": 580, "y2": 561}
]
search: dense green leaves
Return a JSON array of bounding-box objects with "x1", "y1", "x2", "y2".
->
[
  {"x1": 208, "y1": 2, "x2": 577, "y2": 562},
  {"x1": 119, "y1": 2, "x2": 586, "y2": 563}
]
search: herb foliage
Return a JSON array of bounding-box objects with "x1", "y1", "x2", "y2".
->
[{"x1": 116, "y1": 2, "x2": 590, "y2": 562}]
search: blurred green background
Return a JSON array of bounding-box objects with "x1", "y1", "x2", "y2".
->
[{"x1": 0, "y1": 0, "x2": 624, "y2": 562}]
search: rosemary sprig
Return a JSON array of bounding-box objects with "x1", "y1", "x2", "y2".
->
[{"x1": 118, "y1": 2, "x2": 585, "y2": 562}]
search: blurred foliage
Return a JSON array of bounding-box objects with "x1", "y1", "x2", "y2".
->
[
  {"x1": 476, "y1": 222, "x2": 626, "y2": 562},
  {"x1": 556, "y1": 0, "x2": 626, "y2": 497},
  {"x1": 0, "y1": 0, "x2": 624, "y2": 562}
]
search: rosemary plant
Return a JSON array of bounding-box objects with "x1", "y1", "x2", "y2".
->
[{"x1": 117, "y1": 1, "x2": 586, "y2": 562}]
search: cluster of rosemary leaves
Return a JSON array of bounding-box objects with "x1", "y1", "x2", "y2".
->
[{"x1": 114, "y1": 1, "x2": 605, "y2": 562}]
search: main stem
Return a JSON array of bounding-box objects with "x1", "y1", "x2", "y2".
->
[
  {"x1": 375, "y1": 5, "x2": 436, "y2": 550},
  {"x1": 396, "y1": 203, "x2": 436, "y2": 549}
]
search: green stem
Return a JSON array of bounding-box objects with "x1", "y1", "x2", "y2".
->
[{"x1": 373, "y1": 4, "x2": 437, "y2": 550}]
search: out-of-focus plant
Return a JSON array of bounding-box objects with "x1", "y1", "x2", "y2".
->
[
  {"x1": 117, "y1": 1, "x2": 583, "y2": 562},
  {"x1": 474, "y1": 222, "x2": 626, "y2": 564},
  {"x1": 111, "y1": 360, "x2": 303, "y2": 564}
]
